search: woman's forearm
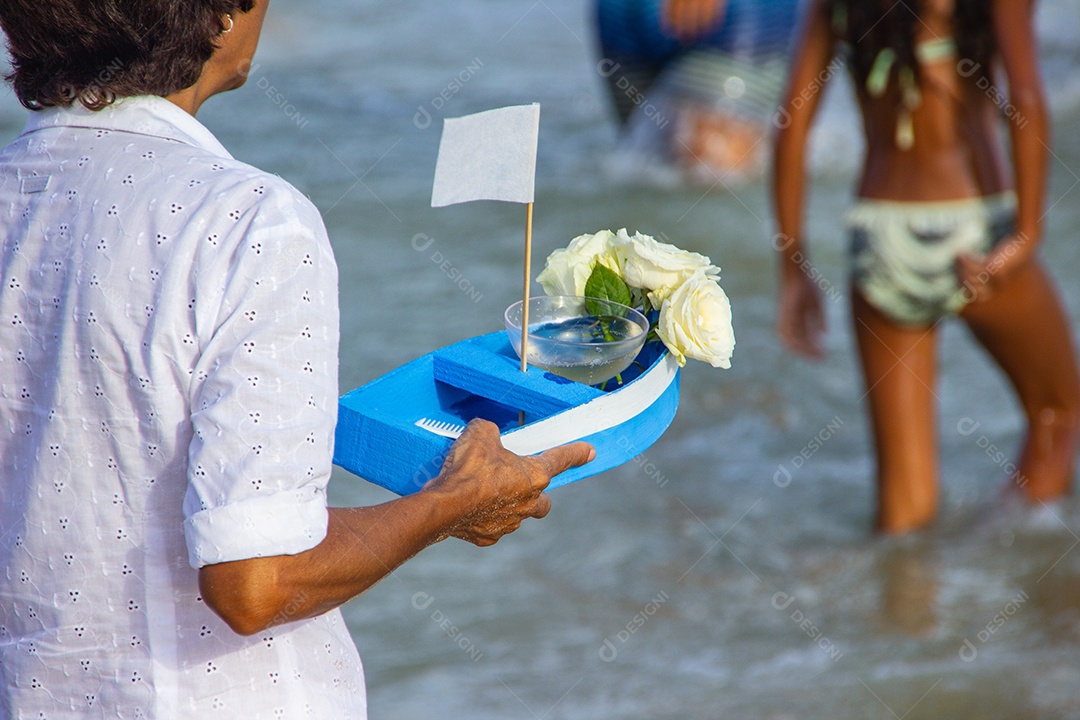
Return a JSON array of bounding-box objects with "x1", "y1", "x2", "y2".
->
[
  {"x1": 198, "y1": 499, "x2": 461, "y2": 635},
  {"x1": 199, "y1": 421, "x2": 594, "y2": 635}
]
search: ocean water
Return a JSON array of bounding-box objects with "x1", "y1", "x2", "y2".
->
[{"x1": 3, "y1": 1, "x2": 1080, "y2": 717}]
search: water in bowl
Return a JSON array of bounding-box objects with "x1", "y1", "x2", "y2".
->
[{"x1": 526, "y1": 314, "x2": 645, "y2": 385}]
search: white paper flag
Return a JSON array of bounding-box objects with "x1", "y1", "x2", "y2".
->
[{"x1": 430, "y1": 103, "x2": 540, "y2": 207}]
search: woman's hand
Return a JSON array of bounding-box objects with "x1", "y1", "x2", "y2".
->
[
  {"x1": 425, "y1": 420, "x2": 595, "y2": 546},
  {"x1": 661, "y1": 0, "x2": 727, "y2": 42},
  {"x1": 777, "y1": 266, "x2": 827, "y2": 360},
  {"x1": 955, "y1": 233, "x2": 1037, "y2": 303}
]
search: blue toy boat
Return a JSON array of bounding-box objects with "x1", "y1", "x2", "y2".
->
[{"x1": 333, "y1": 331, "x2": 681, "y2": 495}]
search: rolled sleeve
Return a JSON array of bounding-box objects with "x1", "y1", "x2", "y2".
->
[
  {"x1": 184, "y1": 485, "x2": 329, "y2": 567},
  {"x1": 184, "y1": 180, "x2": 340, "y2": 568}
]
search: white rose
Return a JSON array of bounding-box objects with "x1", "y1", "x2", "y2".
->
[
  {"x1": 656, "y1": 272, "x2": 735, "y2": 368},
  {"x1": 613, "y1": 229, "x2": 720, "y2": 304},
  {"x1": 537, "y1": 229, "x2": 621, "y2": 297}
]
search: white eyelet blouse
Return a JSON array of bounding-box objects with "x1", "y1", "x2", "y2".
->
[{"x1": 0, "y1": 96, "x2": 366, "y2": 718}]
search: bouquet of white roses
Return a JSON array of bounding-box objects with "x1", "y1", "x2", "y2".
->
[{"x1": 536, "y1": 228, "x2": 735, "y2": 369}]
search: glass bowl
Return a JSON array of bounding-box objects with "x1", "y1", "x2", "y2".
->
[{"x1": 504, "y1": 295, "x2": 649, "y2": 386}]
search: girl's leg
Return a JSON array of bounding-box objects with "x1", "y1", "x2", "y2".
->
[
  {"x1": 959, "y1": 261, "x2": 1080, "y2": 500},
  {"x1": 852, "y1": 291, "x2": 941, "y2": 533}
]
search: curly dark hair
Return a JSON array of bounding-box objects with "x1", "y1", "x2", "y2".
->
[
  {"x1": 0, "y1": 0, "x2": 256, "y2": 111},
  {"x1": 828, "y1": 0, "x2": 995, "y2": 90}
]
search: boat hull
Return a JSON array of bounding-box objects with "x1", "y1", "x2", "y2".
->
[{"x1": 333, "y1": 331, "x2": 680, "y2": 495}]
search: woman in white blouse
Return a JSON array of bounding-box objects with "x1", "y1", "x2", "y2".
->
[{"x1": 0, "y1": 1, "x2": 594, "y2": 717}]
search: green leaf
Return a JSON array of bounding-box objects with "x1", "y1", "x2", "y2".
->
[{"x1": 583, "y1": 264, "x2": 632, "y2": 315}]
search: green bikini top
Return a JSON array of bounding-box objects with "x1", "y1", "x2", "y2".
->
[{"x1": 833, "y1": 3, "x2": 958, "y2": 150}]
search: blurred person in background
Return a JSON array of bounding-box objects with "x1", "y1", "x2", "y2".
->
[
  {"x1": 772, "y1": 0, "x2": 1080, "y2": 533},
  {"x1": 596, "y1": 0, "x2": 801, "y2": 181}
]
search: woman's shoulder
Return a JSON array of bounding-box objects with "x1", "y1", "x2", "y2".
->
[
  {"x1": 189, "y1": 152, "x2": 309, "y2": 199},
  {"x1": 182, "y1": 151, "x2": 324, "y2": 232}
]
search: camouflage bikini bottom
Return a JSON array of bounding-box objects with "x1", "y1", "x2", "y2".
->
[{"x1": 847, "y1": 192, "x2": 1017, "y2": 327}]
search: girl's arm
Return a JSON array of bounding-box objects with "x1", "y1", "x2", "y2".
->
[
  {"x1": 993, "y1": 0, "x2": 1047, "y2": 248},
  {"x1": 959, "y1": 0, "x2": 1047, "y2": 297},
  {"x1": 771, "y1": 0, "x2": 838, "y2": 359}
]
